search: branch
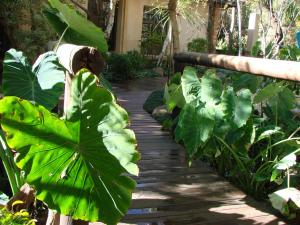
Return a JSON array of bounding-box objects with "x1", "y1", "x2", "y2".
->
[{"x1": 70, "y1": 0, "x2": 88, "y2": 14}]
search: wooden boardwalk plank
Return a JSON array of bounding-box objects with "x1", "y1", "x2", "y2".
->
[{"x1": 92, "y1": 78, "x2": 290, "y2": 225}]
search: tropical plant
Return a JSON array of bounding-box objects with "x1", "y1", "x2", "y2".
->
[
  {"x1": 0, "y1": 69, "x2": 139, "y2": 224},
  {"x1": 43, "y1": 0, "x2": 108, "y2": 53},
  {"x1": 174, "y1": 67, "x2": 252, "y2": 159},
  {"x1": 159, "y1": 66, "x2": 300, "y2": 202},
  {"x1": 269, "y1": 151, "x2": 300, "y2": 219},
  {"x1": 2, "y1": 49, "x2": 65, "y2": 111}
]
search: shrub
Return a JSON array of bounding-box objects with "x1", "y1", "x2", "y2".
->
[
  {"x1": 104, "y1": 51, "x2": 157, "y2": 82},
  {"x1": 143, "y1": 90, "x2": 164, "y2": 114},
  {"x1": 187, "y1": 38, "x2": 208, "y2": 52},
  {"x1": 105, "y1": 53, "x2": 133, "y2": 82},
  {"x1": 141, "y1": 32, "x2": 165, "y2": 55}
]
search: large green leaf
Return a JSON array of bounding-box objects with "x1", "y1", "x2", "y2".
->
[
  {"x1": 175, "y1": 102, "x2": 215, "y2": 157},
  {"x1": 232, "y1": 73, "x2": 263, "y2": 94},
  {"x1": 0, "y1": 70, "x2": 139, "y2": 224},
  {"x1": 200, "y1": 69, "x2": 222, "y2": 104},
  {"x1": 43, "y1": 0, "x2": 108, "y2": 53},
  {"x1": 253, "y1": 81, "x2": 286, "y2": 104},
  {"x1": 221, "y1": 87, "x2": 252, "y2": 128},
  {"x1": 3, "y1": 49, "x2": 65, "y2": 110},
  {"x1": 268, "y1": 87, "x2": 296, "y2": 122},
  {"x1": 164, "y1": 83, "x2": 185, "y2": 111},
  {"x1": 181, "y1": 67, "x2": 201, "y2": 103}
]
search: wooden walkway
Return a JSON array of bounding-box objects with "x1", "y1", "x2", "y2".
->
[{"x1": 104, "y1": 78, "x2": 288, "y2": 225}]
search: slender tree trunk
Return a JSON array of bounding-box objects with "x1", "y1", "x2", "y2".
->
[
  {"x1": 88, "y1": 0, "x2": 105, "y2": 29},
  {"x1": 157, "y1": 22, "x2": 172, "y2": 66},
  {"x1": 168, "y1": 0, "x2": 180, "y2": 54},
  {"x1": 105, "y1": 0, "x2": 118, "y2": 39},
  {"x1": 228, "y1": 7, "x2": 235, "y2": 54},
  {"x1": 236, "y1": 0, "x2": 242, "y2": 56},
  {"x1": 207, "y1": 0, "x2": 215, "y2": 53}
]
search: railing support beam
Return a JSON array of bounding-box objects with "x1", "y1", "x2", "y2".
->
[{"x1": 174, "y1": 52, "x2": 300, "y2": 82}]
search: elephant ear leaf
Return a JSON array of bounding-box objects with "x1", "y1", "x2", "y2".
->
[
  {"x1": 0, "y1": 70, "x2": 139, "y2": 224},
  {"x1": 221, "y1": 87, "x2": 252, "y2": 128},
  {"x1": 43, "y1": 0, "x2": 108, "y2": 53},
  {"x1": 3, "y1": 49, "x2": 65, "y2": 110},
  {"x1": 181, "y1": 66, "x2": 201, "y2": 103},
  {"x1": 175, "y1": 102, "x2": 215, "y2": 158},
  {"x1": 200, "y1": 69, "x2": 222, "y2": 105}
]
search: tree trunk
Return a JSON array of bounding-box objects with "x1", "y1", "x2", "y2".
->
[
  {"x1": 236, "y1": 0, "x2": 242, "y2": 56},
  {"x1": 157, "y1": 22, "x2": 172, "y2": 66},
  {"x1": 168, "y1": 0, "x2": 180, "y2": 54},
  {"x1": 207, "y1": 0, "x2": 215, "y2": 53},
  {"x1": 105, "y1": 0, "x2": 118, "y2": 39},
  {"x1": 87, "y1": 0, "x2": 106, "y2": 29},
  {"x1": 228, "y1": 7, "x2": 235, "y2": 54}
]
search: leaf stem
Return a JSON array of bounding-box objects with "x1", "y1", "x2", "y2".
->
[
  {"x1": 214, "y1": 135, "x2": 246, "y2": 172},
  {"x1": 0, "y1": 133, "x2": 21, "y2": 195},
  {"x1": 54, "y1": 26, "x2": 69, "y2": 53}
]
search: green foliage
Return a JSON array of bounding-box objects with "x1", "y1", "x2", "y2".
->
[
  {"x1": 155, "y1": 65, "x2": 300, "y2": 202},
  {"x1": 187, "y1": 38, "x2": 208, "y2": 52},
  {"x1": 105, "y1": 53, "x2": 133, "y2": 82},
  {"x1": 0, "y1": 207, "x2": 35, "y2": 225},
  {"x1": 143, "y1": 90, "x2": 164, "y2": 114},
  {"x1": 0, "y1": 130, "x2": 23, "y2": 195},
  {"x1": 278, "y1": 45, "x2": 300, "y2": 61},
  {"x1": 43, "y1": 0, "x2": 108, "y2": 53},
  {"x1": 0, "y1": 0, "x2": 56, "y2": 62},
  {"x1": 175, "y1": 67, "x2": 252, "y2": 158},
  {"x1": 0, "y1": 70, "x2": 139, "y2": 224},
  {"x1": 104, "y1": 51, "x2": 157, "y2": 82},
  {"x1": 3, "y1": 49, "x2": 65, "y2": 110},
  {"x1": 164, "y1": 73, "x2": 186, "y2": 112},
  {"x1": 141, "y1": 32, "x2": 165, "y2": 55}
]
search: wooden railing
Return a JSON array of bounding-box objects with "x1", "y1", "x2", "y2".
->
[{"x1": 174, "y1": 52, "x2": 300, "y2": 82}]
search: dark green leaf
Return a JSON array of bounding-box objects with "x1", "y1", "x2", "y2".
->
[
  {"x1": 43, "y1": 0, "x2": 108, "y2": 53},
  {"x1": 175, "y1": 102, "x2": 215, "y2": 157},
  {"x1": 181, "y1": 67, "x2": 201, "y2": 103},
  {"x1": 200, "y1": 69, "x2": 222, "y2": 104},
  {"x1": 3, "y1": 49, "x2": 65, "y2": 110},
  {"x1": 254, "y1": 81, "x2": 286, "y2": 104}
]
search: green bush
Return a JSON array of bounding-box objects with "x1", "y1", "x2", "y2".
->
[
  {"x1": 105, "y1": 53, "x2": 133, "y2": 82},
  {"x1": 141, "y1": 32, "x2": 165, "y2": 55},
  {"x1": 143, "y1": 90, "x2": 164, "y2": 114},
  {"x1": 104, "y1": 51, "x2": 158, "y2": 82},
  {"x1": 153, "y1": 66, "x2": 300, "y2": 202},
  {"x1": 187, "y1": 38, "x2": 208, "y2": 52}
]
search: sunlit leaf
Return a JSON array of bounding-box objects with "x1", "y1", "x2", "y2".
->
[
  {"x1": 0, "y1": 70, "x2": 139, "y2": 224},
  {"x1": 269, "y1": 188, "x2": 300, "y2": 217}
]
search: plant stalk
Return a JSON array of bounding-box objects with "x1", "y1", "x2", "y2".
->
[{"x1": 0, "y1": 133, "x2": 21, "y2": 195}]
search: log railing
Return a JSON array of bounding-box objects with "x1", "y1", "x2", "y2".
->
[{"x1": 174, "y1": 52, "x2": 300, "y2": 82}]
